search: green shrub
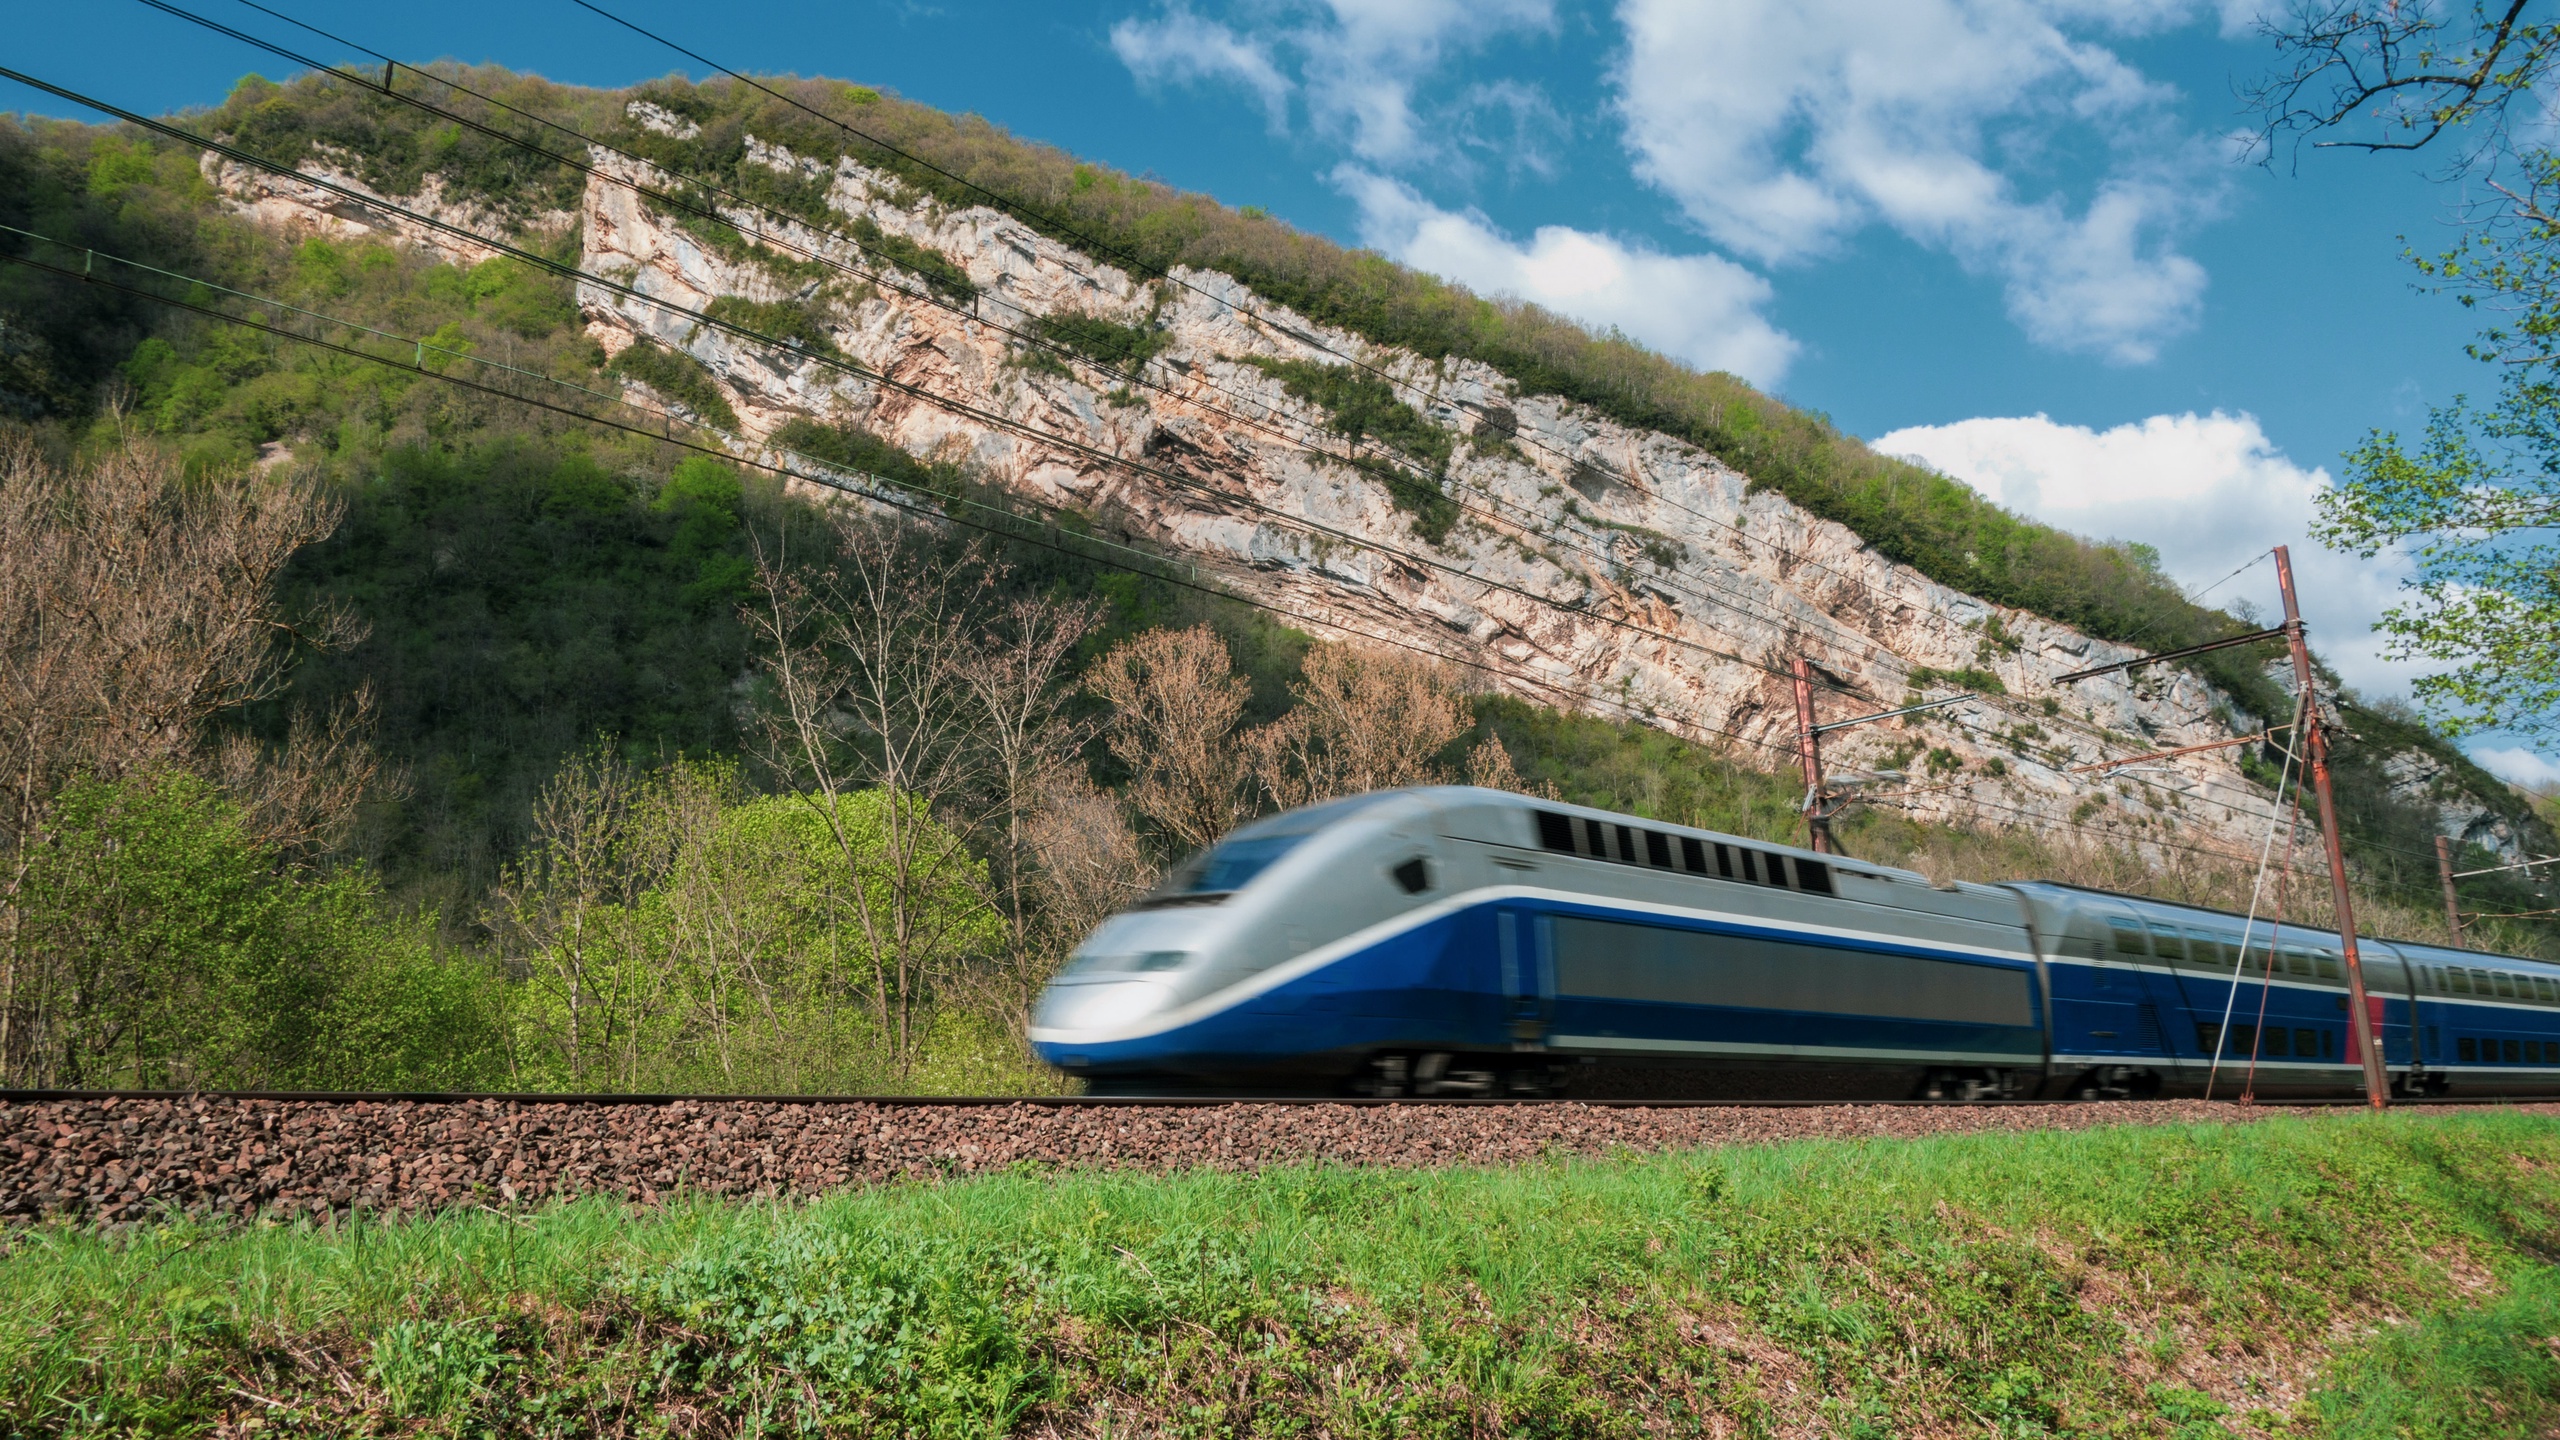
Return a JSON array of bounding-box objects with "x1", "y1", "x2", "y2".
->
[
  {"x1": 1243, "y1": 355, "x2": 1457, "y2": 542},
  {"x1": 606, "y1": 338, "x2": 740, "y2": 429},
  {"x1": 1032, "y1": 311, "x2": 1168, "y2": 371},
  {"x1": 5, "y1": 772, "x2": 505, "y2": 1089},
  {"x1": 702, "y1": 294, "x2": 841, "y2": 359},
  {"x1": 847, "y1": 215, "x2": 978, "y2": 303}
]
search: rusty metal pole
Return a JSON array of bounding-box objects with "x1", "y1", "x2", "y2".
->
[
  {"x1": 2437, "y1": 835, "x2": 2466, "y2": 950},
  {"x1": 2275, "y1": 546, "x2": 2389, "y2": 1108},
  {"x1": 1790, "y1": 657, "x2": 1833, "y2": 855}
]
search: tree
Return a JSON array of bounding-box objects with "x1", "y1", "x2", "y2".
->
[
  {"x1": 1088, "y1": 625, "x2": 1253, "y2": 855},
  {"x1": 0, "y1": 433, "x2": 379, "y2": 1080},
  {"x1": 2253, "y1": 2, "x2": 2560, "y2": 740},
  {"x1": 746, "y1": 511, "x2": 1000, "y2": 1073},
  {"x1": 1244, "y1": 641, "x2": 1473, "y2": 809},
  {"x1": 957, "y1": 594, "x2": 1105, "y2": 1016},
  {"x1": 7, "y1": 770, "x2": 498, "y2": 1089}
]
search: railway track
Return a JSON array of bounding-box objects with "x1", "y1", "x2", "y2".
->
[{"x1": 7, "y1": 1090, "x2": 2555, "y2": 1228}]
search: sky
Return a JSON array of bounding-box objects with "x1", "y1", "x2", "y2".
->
[{"x1": 8, "y1": 0, "x2": 2552, "y2": 783}]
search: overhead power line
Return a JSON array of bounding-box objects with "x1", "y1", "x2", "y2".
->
[
  {"x1": 132, "y1": 1, "x2": 2312, "y2": 825},
  {"x1": 14, "y1": 45, "x2": 2336, "y2": 850}
]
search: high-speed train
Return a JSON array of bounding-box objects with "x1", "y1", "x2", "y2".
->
[{"x1": 1029, "y1": 786, "x2": 2560, "y2": 1099}]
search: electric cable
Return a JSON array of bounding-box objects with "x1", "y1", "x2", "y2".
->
[
  {"x1": 1, "y1": 63, "x2": 1835, "y2": 698},
  {"x1": 136, "y1": 0, "x2": 1946, "y2": 701}
]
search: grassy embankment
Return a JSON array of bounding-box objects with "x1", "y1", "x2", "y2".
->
[{"x1": 7, "y1": 1111, "x2": 2560, "y2": 1436}]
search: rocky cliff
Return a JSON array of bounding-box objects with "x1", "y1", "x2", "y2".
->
[{"x1": 202, "y1": 117, "x2": 2383, "y2": 861}]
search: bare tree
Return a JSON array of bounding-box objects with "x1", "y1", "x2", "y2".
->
[
  {"x1": 0, "y1": 433, "x2": 370, "y2": 1084},
  {"x1": 1089, "y1": 625, "x2": 1253, "y2": 855},
  {"x1": 1245, "y1": 641, "x2": 1473, "y2": 809},
  {"x1": 745, "y1": 512, "x2": 998, "y2": 1074},
  {"x1": 483, "y1": 748, "x2": 719, "y2": 1088},
  {"x1": 959, "y1": 594, "x2": 1104, "y2": 1013},
  {"x1": 1022, "y1": 761, "x2": 1156, "y2": 958}
]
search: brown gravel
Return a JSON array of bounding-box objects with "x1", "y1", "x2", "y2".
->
[{"x1": 4, "y1": 1095, "x2": 2552, "y2": 1227}]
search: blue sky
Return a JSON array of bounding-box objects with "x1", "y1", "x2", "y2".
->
[{"x1": 8, "y1": 0, "x2": 2547, "y2": 778}]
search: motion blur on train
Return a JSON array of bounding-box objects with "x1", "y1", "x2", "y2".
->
[{"x1": 1029, "y1": 786, "x2": 2560, "y2": 1100}]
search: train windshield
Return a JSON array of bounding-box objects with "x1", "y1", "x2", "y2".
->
[{"x1": 1139, "y1": 793, "x2": 1394, "y2": 905}]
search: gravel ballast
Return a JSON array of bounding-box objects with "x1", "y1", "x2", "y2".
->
[{"x1": 5, "y1": 1095, "x2": 2552, "y2": 1227}]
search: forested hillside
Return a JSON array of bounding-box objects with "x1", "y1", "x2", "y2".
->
[{"x1": 2, "y1": 68, "x2": 2553, "y2": 1094}]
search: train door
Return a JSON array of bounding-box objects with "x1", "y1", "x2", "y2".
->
[
  {"x1": 1496, "y1": 908, "x2": 1554, "y2": 1043},
  {"x1": 2078, "y1": 908, "x2": 2179, "y2": 1066},
  {"x1": 2355, "y1": 941, "x2": 2425, "y2": 1084}
]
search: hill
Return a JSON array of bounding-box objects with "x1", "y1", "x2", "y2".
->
[{"x1": 0, "y1": 61, "x2": 2554, "y2": 1090}]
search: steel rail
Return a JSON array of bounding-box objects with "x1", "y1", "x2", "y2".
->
[{"x1": 0, "y1": 1088, "x2": 2536, "y2": 1109}]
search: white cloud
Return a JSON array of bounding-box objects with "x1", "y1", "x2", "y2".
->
[
  {"x1": 1109, "y1": 7, "x2": 1295, "y2": 130},
  {"x1": 2470, "y1": 745, "x2": 2560, "y2": 792},
  {"x1": 1111, "y1": 0, "x2": 1555, "y2": 166},
  {"x1": 1338, "y1": 167, "x2": 1799, "y2": 387},
  {"x1": 1613, "y1": 0, "x2": 2224, "y2": 362},
  {"x1": 1871, "y1": 411, "x2": 2417, "y2": 698}
]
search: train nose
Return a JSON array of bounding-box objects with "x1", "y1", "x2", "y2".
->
[{"x1": 1032, "y1": 977, "x2": 1179, "y2": 1039}]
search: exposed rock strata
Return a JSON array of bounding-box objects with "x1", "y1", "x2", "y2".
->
[{"x1": 205, "y1": 135, "x2": 2293, "y2": 855}]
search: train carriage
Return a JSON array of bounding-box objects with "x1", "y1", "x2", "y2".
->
[{"x1": 1029, "y1": 786, "x2": 2560, "y2": 1100}]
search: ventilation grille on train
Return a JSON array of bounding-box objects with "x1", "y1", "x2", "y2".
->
[{"x1": 1532, "y1": 811, "x2": 1831, "y2": 895}]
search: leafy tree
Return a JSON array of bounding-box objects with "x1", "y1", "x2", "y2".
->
[
  {"x1": 2256, "y1": 1, "x2": 2560, "y2": 740},
  {"x1": 8, "y1": 771, "x2": 501, "y2": 1089}
]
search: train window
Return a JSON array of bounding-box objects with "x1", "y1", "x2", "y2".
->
[
  {"x1": 2196, "y1": 1021, "x2": 2223, "y2": 1052},
  {"x1": 2497, "y1": 972, "x2": 2519, "y2": 999},
  {"x1": 2265, "y1": 1028, "x2": 2291, "y2": 1057},
  {"x1": 1615, "y1": 824, "x2": 1643, "y2": 865},
  {"x1": 2532, "y1": 1041, "x2": 2546, "y2": 1064},
  {"x1": 2320, "y1": 1029, "x2": 2336, "y2": 1059},
  {"x1": 1535, "y1": 811, "x2": 1574, "y2": 853},
  {"x1": 1546, "y1": 914, "x2": 2034, "y2": 1026},
  {"x1": 2539, "y1": 977, "x2": 2556, "y2": 1003},
  {"x1": 2427, "y1": 1025, "x2": 2440, "y2": 1059},
  {"x1": 2283, "y1": 946, "x2": 2313, "y2": 977},
  {"x1": 1390, "y1": 858, "x2": 1433, "y2": 895},
  {"x1": 2472, "y1": 967, "x2": 2494, "y2": 995},
  {"x1": 2459, "y1": 1037, "x2": 2479, "y2": 1062},
  {"x1": 1646, "y1": 831, "x2": 1672, "y2": 868},
  {"x1": 1795, "y1": 859, "x2": 1834, "y2": 895},
  {"x1": 2146, "y1": 923, "x2": 2189, "y2": 964},
  {"x1": 1761, "y1": 853, "x2": 1791, "y2": 888},
  {"x1": 2507, "y1": 1039, "x2": 2523, "y2": 1063},
  {"x1": 1736, "y1": 848, "x2": 1760, "y2": 884},
  {"x1": 2106, "y1": 917, "x2": 2146, "y2": 956},
  {"x1": 2450, "y1": 968, "x2": 2474, "y2": 995},
  {"x1": 2232, "y1": 1024, "x2": 2257, "y2": 1055},
  {"x1": 1681, "y1": 836, "x2": 1707, "y2": 874},
  {"x1": 2297, "y1": 1028, "x2": 2321, "y2": 1059},
  {"x1": 2316, "y1": 951, "x2": 2343, "y2": 980},
  {"x1": 2187, "y1": 930, "x2": 2230, "y2": 968}
]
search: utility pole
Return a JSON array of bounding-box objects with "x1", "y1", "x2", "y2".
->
[
  {"x1": 2437, "y1": 835, "x2": 2466, "y2": 950},
  {"x1": 2276, "y1": 546, "x2": 2389, "y2": 1108},
  {"x1": 1790, "y1": 657, "x2": 1834, "y2": 854}
]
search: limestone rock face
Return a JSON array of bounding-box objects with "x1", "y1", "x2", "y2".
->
[{"x1": 207, "y1": 124, "x2": 2296, "y2": 856}]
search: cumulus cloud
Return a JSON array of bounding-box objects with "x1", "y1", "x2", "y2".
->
[
  {"x1": 1613, "y1": 0, "x2": 2224, "y2": 362},
  {"x1": 1338, "y1": 167, "x2": 1799, "y2": 387},
  {"x1": 2470, "y1": 745, "x2": 2560, "y2": 792},
  {"x1": 1871, "y1": 411, "x2": 2414, "y2": 698},
  {"x1": 1111, "y1": 0, "x2": 1556, "y2": 166},
  {"x1": 1108, "y1": 7, "x2": 1295, "y2": 130}
]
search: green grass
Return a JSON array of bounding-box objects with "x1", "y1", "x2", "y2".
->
[{"x1": 8, "y1": 1112, "x2": 2560, "y2": 1436}]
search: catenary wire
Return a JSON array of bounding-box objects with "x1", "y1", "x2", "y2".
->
[
  {"x1": 562, "y1": 0, "x2": 2274, "y2": 670},
  {"x1": 7, "y1": 55, "x2": 2332, "y2": 850},
  {"x1": 13, "y1": 231, "x2": 2341, "y2": 885},
  {"x1": 0, "y1": 240, "x2": 1820, "y2": 763},
  {"x1": 137, "y1": 0, "x2": 1949, "y2": 700},
  {"x1": 143, "y1": 3, "x2": 2326, "y2": 819},
  {"x1": 3, "y1": 64, "x2": 1848, "y2": 699}
]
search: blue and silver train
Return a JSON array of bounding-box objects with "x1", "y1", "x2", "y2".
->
[{"x1": 1029, "y1": 786, "x2": 2560, "y2": 1099}]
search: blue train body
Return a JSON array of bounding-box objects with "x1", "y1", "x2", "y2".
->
[{"x1": 1029, "y1": 787, "x2": 2560, "y2": 1099}]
